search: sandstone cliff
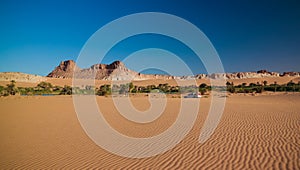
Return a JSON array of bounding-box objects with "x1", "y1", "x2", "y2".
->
[
  {"x1": 47, "y1": 60, "x2": 300, "y2": 80},
  {"x1": 47, "y1": 60, "x2": 177, "y2": 80}
]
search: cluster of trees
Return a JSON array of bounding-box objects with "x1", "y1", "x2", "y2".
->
[
  {"x1": 0, "y1": 80, "x2": 18, "y2": 96},
  {"x1": 71, "y1": 80, "x2": 300, "y2": 96},
  {"x1": 1, "y1": 80, "x2": 299, "y2": 97},
  {"x1": 226, "y1": 80, "x2": 300, "y2": 93},
  {"x1": 0, "y1": 81, "x2": 73, "y2": 96},
  {"x1": 95, "y1": 83, "x2": 209, "y2": 96}
]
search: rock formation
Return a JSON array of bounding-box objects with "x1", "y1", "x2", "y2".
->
[
  {"x1": 281, "y1": 72, "x2": 300, "y2": 77},
  {"x1": 47, "y1": 60, "x2": 300, "y2": 80},
  {"x1": 47, "y1": 60, "x2": 79, "y2": 78},
  {"x1": 48, "y1": 60, "x2": 152, "y2": 80}
]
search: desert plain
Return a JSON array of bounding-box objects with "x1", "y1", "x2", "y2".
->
[{"x1": 0, "y1": 91, "x2": 299, "y2": 169}]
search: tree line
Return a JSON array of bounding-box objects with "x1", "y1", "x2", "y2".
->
[
  {"x1": 1, "y1": 80, "x2": 299, "y2": 97},
  {"x1": 0, "y1": 81, "x2": 73, "y2": 96},
  {"x1": 226, "y1": 80, "x2": 300, "y2": 93}
]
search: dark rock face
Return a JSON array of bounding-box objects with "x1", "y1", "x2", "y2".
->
[
  {"x1": 107, "y1": 61, "x2": 125, "y2": 69},
  {"x1": 257, "y1": 70, "x2": 269, "y2": 74}
]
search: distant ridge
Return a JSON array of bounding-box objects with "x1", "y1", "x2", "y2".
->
[
  {"x1": 47, "y1": 60, "x2": 180, "y2": 80},
  {"x1": 46, "y1": 60, "x2": 300, "y2": 80},
  {"x1": 0, "y1": 72, "x2": 46, "y2": 83}
]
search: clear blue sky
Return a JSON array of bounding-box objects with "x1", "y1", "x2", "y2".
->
[{"x1": 0, "y1": 0, "x2": 299, "y2": 76}]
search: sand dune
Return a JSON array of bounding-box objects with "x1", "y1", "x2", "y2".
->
[
  {"x1": 0, "y1": 93, "x2": 299, "y2": 169},
  {"x1": 0, "y1": 75, "x2": 298, "y2": 88}
]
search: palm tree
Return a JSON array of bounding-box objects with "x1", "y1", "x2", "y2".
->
[
  {"x1": 200, "y1": 83, "x2": 208, "y2": 88},
  {"x1": 6, "y1": 80, "x2": 18, "y2": 95},
  {"x1": 37, "y1": 81, "x2": 53, "y2": 92},
  {"x1": 60, "y1": 85, "x2": 72, "y2": 95},
  {"x1": 263, "y1": 80, "x2": 268, "y2": 86},
  {"x1": 274, "y1": 81, "x2": 277, "y2": 93},
  {"x1": 129, "y1": 82, "x2": 134, "y2": 93},
  {"x1": 97, "y1": 84, "x2": 111, "y2": 96}
]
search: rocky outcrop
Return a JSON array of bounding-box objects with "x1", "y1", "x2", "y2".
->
[
  {"x1": 221, "y1": 71, "x2": 280, "y2": 79},
  {"x1": 47, "y1": 60, "x2": 213, "y2": 80},
  {"x1": 47, "y1": 60, "x2": 79, "y2": 78},
  {"x1": 281, "y1": 72, "x2": 300, "y2": 77},
  {"x1": 47, "y1": 60, "x2": 300, "y2": 80},
  {"x1": 48, "y1": 60, "x2": 147, "y2": 80}
]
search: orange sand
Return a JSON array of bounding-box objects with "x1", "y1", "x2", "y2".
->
[{"x1": 0, "y1": 93, "x2": 299, "y2": 169}]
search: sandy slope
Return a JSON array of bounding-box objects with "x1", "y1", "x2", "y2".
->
[
  {"x1": 0, "y1": 76, "x2": 299, "y2": 88},
  {"x1": 0, "y1": 94, "x2": 299, "y2": 169}
]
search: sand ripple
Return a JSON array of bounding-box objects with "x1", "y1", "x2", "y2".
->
[{"x1": 0, "y1": 94, "x2": 299, "y2": 169}]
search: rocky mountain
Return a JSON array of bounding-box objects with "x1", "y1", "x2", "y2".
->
[
  {"x1": 47, "y1": 60, "x2": 160, "y2": 80},
  {"x1": 209, "y1": 70, "x2": 280, "y2": 79},
  {"x1": 47, "y1": 60, "x2": 300, "y2": 80},
  {"x1": 47, "y1": 60, "x2": 79, "y2": 78}
]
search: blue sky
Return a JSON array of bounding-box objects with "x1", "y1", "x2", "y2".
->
[{"x1": 0, "y1": 0, "x2": 299, "y2": 76}]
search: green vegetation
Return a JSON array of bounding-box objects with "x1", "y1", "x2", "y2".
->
[
  {"x1": 226, "y1": 80, "x2": 300, "y2": 93},
  {"x1": 97, "y1": 83, "x2": 199, "y2": 96},
  {"x1": 59, "y1": 85, "x2": 73, "y2": 95},
  {"x1": 199, "y1": 83, "x2": 208, "y2": 95},
  {"x1": 7, "y1": 80, "x2": 18, "y2": 95},
  {"x1": 1, "y1": 80, "x2": 300, "y2": 97},
  {"x1": 96, "y1": 84, "x2": 111, "y2": 96},
  {"x1": 0, "y1": 80, "x2": 18, "y2": 96}
]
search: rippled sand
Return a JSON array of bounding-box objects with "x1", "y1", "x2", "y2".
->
[{"x1": 0, "y1": 93, "x2": 299, "y2": 169}]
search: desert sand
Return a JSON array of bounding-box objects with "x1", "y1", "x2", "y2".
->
[
  {"x1": 1, "y1": 75, "x2": 299, "y2": 88},
  {"x1": 0, "y1": 93, "x2": 299, "y2": 169}
]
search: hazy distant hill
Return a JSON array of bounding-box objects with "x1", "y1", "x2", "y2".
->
[{"x1": 0, "y1": 72, "x2": 46, "y2": 83}]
